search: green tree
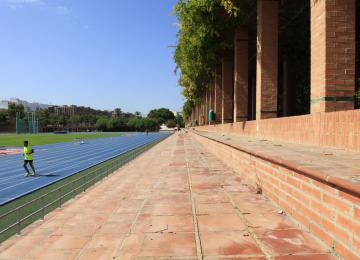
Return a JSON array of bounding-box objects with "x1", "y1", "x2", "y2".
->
[
  {"x1": 148, "y1": 108, "x2": 175, "y2": 125},
  {"x1": 127, "y1": 117, "x2": 158, "y2": 131},
  {"x1": 36, "y1": 109, "x2": 50, "y2": 128},
  {"x1": 106, "y1": 118, "x2": 115, "y2": 130},
  {"x1": 59, "y1": 115, "x2": 67, "y2": 126},
  {"x1": 8, "y1": 102, "x2": 25, "y2": 119},
  {"x1": 69, "y1": 115, "x2": 81, "y2": 125},
  {"x1": 182, "y1": 99, "x2": 194, "y2": 121},
  {"x1": 96, "y1": 117, "x2": 108, "y2": 131},
  {"x1": 0, "y1": 110, "x2": 9, "y2": 124},
  {"x1": 166, "y1": 119, "x2": 177, "y2": 128},
  {"x1": 173, "y1": 0, "x2": 250, "y2": 104},
  {"x1": 112, "y1": 118, "x2": 127, "y2": 131},
  {"x1": 127, "y1": 117, "x2": 142, "y2": 131},
  {"x1": 143, "y1": 118, "x2": 158, "y2": 131},
  {"x1": 89, "y1": 115, "x2": 98, "y2": 124},
  {"x1": 113, "y1": 108, "x2": 122, "y2": 118},
  {"x1": 175, "y1": 113, "x2": 185, "y2": 128},
  {"x1": 49, "y1": 114, "x2": 59, "y2": 125}
]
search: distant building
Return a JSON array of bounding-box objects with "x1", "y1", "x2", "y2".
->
[
  {"x1": 173, "y1": 111, "x2": 183, "y2": 117},
  {"x1": 0, "y1": 98, "x2": 49, "y2": 111},
  {"x1": 0, "y1": 100, "x2": 8, "y2": 110},
  {"x1": 48, "y1": 104, "x2": 111, "y2": 117},
  {"x1": 159, "y1": 124, "x2": 176, "y2": 131}
]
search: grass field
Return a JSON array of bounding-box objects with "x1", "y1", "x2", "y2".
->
[{"x1": 0, "y1": 132, "x2": 125, "y2": 147}]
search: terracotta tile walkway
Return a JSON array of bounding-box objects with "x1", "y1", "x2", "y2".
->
[{"x1": 0, "y1": 133, "x2": 336, "y2": 259}]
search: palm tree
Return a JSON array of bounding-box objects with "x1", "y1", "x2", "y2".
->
[{"x1": 135, "y1": 111, "x2": 142, "y2": 118}]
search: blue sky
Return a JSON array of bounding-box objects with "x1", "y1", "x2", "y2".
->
[{"x1": 0, "y1": 0, "x2": 184, "y2": 114}]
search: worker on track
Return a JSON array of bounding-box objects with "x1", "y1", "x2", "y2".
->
[{"x1": 23, "y1": 141, "x2": 36, "y2": 177}]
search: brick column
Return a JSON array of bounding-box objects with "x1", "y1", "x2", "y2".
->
[
  {"x1": 234, "y1": 27, "x2": 249, "y2": 122},
  {"x1": 195, "y1": 103, "x2": 199, "y2": 125},
  {"x1": 199, "y1": 102, "x2": 202, "y2": 124},
  {"x1": 209, "y1": 78, "x2": 215, "y2": 110},
  {"x1": 208, "y1": 79, "x2": 215, "y2": 124},
  {"x1": 256, "y1": 0, "x2": 279, "y2": 120},
  {"x1": 201, "y1": 95, "x2": 205, "y2": 125},
  {"x1": 214, "y1": 65, "x2": 223, "y2": 123},
  {"x1": 198, "y1": 102, "x2": 201, "y2": 124},
  {"x1": 202, "y1": 91, "x2": 206, "y2": 125},
  {"x1": 205, "y1": 89, "x2": 208, "y2": 124},
  {"x1": 311, "y1": 0, "x2": 356, "y2": 113},
  {"x1": 222, "y1": 53, "x2": 234, "y2": 124},
  {"x1": 208, "y1": 84, "x2": 212, "y2": 113}
]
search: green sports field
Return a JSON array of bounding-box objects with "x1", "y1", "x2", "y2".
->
[{"x1": 0, "y1": 132, "x2": 125, "y2": 146}]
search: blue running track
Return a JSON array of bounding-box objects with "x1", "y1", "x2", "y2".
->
[{"x1": 0, "y1": 132, "x2": 170, "y2": 205}]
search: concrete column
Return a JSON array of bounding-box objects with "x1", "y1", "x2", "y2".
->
[
  {"x1": 256, "y1": 0, "x2": 279, "y2": 120},
  {"x1": 222, "y1": 53, "x2": 234, "y2": 124},
  {"x1": 311, "y1": 0, "x2": 356, "y2": 113},
  {"x1": 234, "y1": 27, "x2": 249, "y2": 122},
  {"x1": 214, "y1": 64, "x2": 223, "y2": 123}
]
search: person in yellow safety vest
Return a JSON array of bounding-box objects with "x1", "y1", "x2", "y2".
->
[{"x1": 23, "y1": 141, "x2": 36, "y2": 177}]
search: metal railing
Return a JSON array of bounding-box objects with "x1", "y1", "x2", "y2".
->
[{"x1": 0, "y1": 135, "x2": 168, "y2": 242}]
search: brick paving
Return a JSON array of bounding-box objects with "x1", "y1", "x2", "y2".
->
[{"x1": 0, "y1": 133, "x2": 335, "y2": 259}]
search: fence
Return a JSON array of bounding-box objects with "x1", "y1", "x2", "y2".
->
[
  {"x1": 16, "y1": 112, "x2": 38, "y2": 134},
  {"x1": 0, "y1": 135, "x2": 168, "y2": 242}
]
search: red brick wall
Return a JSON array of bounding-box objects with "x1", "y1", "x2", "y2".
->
[
  {"x1": 256, "y1": 0, "x2": 278, "y2": 119},
  {"x1": 311, "y1": 0, "x2": 356, "y2": 113},
  {"x1": 234, "y1": 27, "x2": 249, "y2": 123},
  {"x1": 196, "y1": 109, "x2": 360, "y2": 152},
  {"x1": 192, "y1": 132, "x2": 360, "y2": 259}
]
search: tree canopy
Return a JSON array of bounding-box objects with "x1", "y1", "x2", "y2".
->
[
  {"x1": 175, "y1": 0, "x2": 315, "y2": 118},
  {"x1": 173, "y1": 0, "x2": 252, "y2": 117},
  {"x1": 147, "y1": 108, "x2": 175, "y2": 125},
  {"x1": 7, "y1": 102, "x2": 25, "y2": 119},
  {"x1": 127, "y1": 117, "x2": 158, "y2": 131}
]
